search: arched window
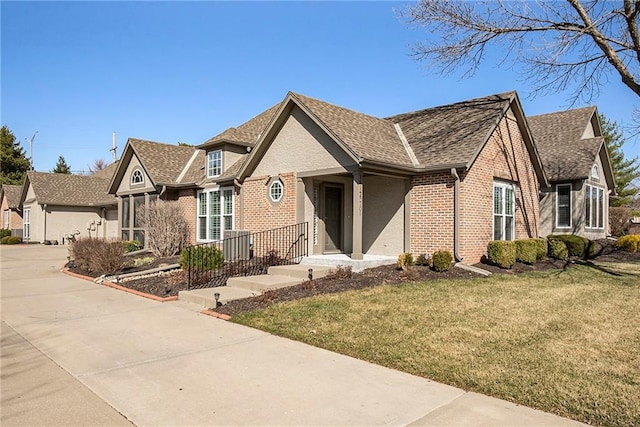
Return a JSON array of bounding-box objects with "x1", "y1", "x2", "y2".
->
[
  {"x1": 131, "y1": 169, "x2": 144, "y2": 185},
  {"x1": 591, "y1": 164, "x2": 599, "y2": 179},
  {"x1": 269, "y1": 180, "x2": 283, "y2": 202}
]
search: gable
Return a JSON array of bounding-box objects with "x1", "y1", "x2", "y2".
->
[
  {"x1": 116, "y1": 153, "x2": 155, "y2": 195},
  {"x1": 251, "y1": 105, "x2": 357, "y2": 177}
]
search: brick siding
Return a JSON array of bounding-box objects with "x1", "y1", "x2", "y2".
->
[
  {"x1": 242, "y1": 172, "x2": 297, "y2": 233},
  {"x1": 177, "y1": 189, "x2": 197, "y2": 245}
]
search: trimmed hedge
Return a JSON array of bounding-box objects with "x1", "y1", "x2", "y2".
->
[
  {"x1": 432, "y1": 250, "x2": 453, "y2": 272},
  {"x1": 532, "y1": 238, "x2": 548, "y2": 261},
  {"x1": 487, "y1": 241, "x2": 516, "y2": 269},
  {"x1": 547, "y1": 234, "x2": 592, "y2": 258},
  {"x1": 0, "y1": 228, "x2": 11, "y2": 239},
  {"x1": 415, "y1": 253, "x2": 429, "y2": 266},
  {"x1": 548, "y1": 239, "x2": 569, "y2": 261},
  {"x1": 397, "y1": 252, "x2": 414, "y2": 271},
  {"x1": 1, "y1": 236, "x2": 22, "y2": 245},
  {"x1": 181, "y1": 245, "x2": 224, "y2": 271},
  {"x1": 615, "y1": 234, "x2": 640, "y2": 253},
  {"x1": 515, "y1": 239, "x2": 538, "y2": 265}
]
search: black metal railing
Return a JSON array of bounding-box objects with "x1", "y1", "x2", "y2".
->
[{"x1": 185, "y1": 222, "x2": 308, "y2": 290}]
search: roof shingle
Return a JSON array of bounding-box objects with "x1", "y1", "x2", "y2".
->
[
  {"x1": 25, "y1": 172, "x2": 116, "y2": 207},
  {"x1": 129, "y1": 139, "x2": 200, "y2": 185},
  {"x1": 1, "y1": 184, "x2": 22, "y2": 209}
]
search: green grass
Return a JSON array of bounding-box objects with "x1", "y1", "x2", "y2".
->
[{"x1": 232, "y1": 262, "x2": 640, "y2": 426}]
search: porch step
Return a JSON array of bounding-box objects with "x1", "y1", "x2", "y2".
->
[
  {"x1": 178, "y1": 287, "x2": 258, "y2": 309},
  {"x1": 226, "y1": 274, "x2": 301, "y2": 292},
  {"x1": 267, "y1": 264, "x2": 332, "y2": 280}
]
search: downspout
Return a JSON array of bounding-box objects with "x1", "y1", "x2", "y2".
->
[
  {"x1": 159, "y1": 185, "x2": 167, "y2": 199},
  {"x1": 43, "y1": 204, "x2": 47, "y2": 243},
  {"x1": 450, "y1": 169, "x2": 463, "y2": 262},
  {"x1": 234, "y1": 179, "x2": 243, "y2": 229}
]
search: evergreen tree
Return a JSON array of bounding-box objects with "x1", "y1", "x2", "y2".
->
[
  {"x1": 600, "y1": 114, "x2": 640, "y2": 207},
  {"x1": 51, "y1": 155, "x2": 71, "y2": 174},
  {"x1": 0, "y1": 125, "x2": 31, "y2": 185}
]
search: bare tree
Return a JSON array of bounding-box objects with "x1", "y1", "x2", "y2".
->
[
  {"x1": 400, "y1": 1, "x2": 640, "y2": 104},
  {"x1": 87, "y1": 158, "x2": 108, "y2": 174},
  {"x1": 137, "y1": 200, "x2": 188, "y2": 257}
]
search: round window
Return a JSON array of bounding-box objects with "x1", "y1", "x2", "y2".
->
[{"x1": 269, "y1": 180, "x2": 283, "y2": 202}]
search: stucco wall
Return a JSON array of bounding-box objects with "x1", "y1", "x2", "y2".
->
[
  {"x1": 252, "y1": 106, "x2": 356, "y2": 177},
  {"x1": 363, "y1": 175, "x2": 406, "y2": 256},
  {"x1": 116, "y1": 154, "x2": 155, "y2": 195},
  {"x1": 45, "y1": 206, "x2": 112, "y2": 242}
]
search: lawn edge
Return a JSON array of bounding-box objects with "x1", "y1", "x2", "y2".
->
[{"x1": 200, "y1": 309, "x2": 231, "y2": 321}]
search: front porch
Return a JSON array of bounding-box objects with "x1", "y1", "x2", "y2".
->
[{"x1": 300, "y1": 253, "x2": 396, "y2": 273}]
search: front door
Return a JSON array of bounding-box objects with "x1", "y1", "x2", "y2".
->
[{"x1": 323, "y1": 185, "x2": 343, "y2": 252}]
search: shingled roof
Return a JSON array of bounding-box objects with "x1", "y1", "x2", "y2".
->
[
  {"x1": 22, "y1": 171, "x2": 116, "y2": 207},
  {"x1": 1, "y1": 184, "x2": 22, "y2": 209},
  {"x1": 199, "y1": 104, "x2": 281, "y2": 149},
  {"x1": 127, "y1": 139, "x2": 200, "y2": 186},
  {"x1": 528, "y1": 107, "x2": 605, "y2": 181}
]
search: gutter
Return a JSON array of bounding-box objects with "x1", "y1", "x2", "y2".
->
[{"x1": 450, "y1": 169, "x2": 463, "y2": 262}]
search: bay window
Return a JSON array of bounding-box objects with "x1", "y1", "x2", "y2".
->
[{"x1": 197, "y1": 188, "x2": 233, "y2": 241}]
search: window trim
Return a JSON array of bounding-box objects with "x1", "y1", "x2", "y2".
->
[
  {"x1": 555, "y1": 183, "x2": 572, "y2": 229},
  {"x1": 3, "y1": 210, "x2": 9, "y2": 229},
  {"x1": 207, "y1": 150, "x2": 223, "y2": 178},
  {"x1": 131, "y1": 168, "x2": 144, "y2": 185},
  {"x1": 585, "y1": 184, "x2": 605, "y2": 230},
  {"x1": 196, "y1": 187, "x2": 234, "y2": 242},
  {"x1": 591, "y1": 164, "x2": 599, "y2": 180},
  {"x1": 269, "y1": 179, "x2": 284, "y2": 203},
  {"x1": 492, "y1": 181, "x2": 515, "y2": 241},
  {"x1": 23, "y1": 207, "x2": 30, "y2": 240}
]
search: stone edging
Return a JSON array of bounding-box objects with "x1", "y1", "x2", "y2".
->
[
  {"x1": 200, "y1": 309, "x2": 231, "y2": 321},
  {"x1": 61, "y1": 267, "x2": 178, "y2": 303}
]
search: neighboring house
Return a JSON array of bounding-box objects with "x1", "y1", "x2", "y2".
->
[
  {"x1": 19, "y1": 171, "x2": 118, "y2": 243},
  {"x1": 1, "y1": 184, "x2": 23, "y2": 236},
  {"x1": 529, "y1": 107, "x2": 615, "y2": 240}
]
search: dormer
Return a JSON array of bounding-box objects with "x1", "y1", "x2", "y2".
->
[{"x1": 581, "y1": 109, "x2": 602, "y2": 139}]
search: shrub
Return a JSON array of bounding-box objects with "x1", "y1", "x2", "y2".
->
[
  {"x1": 136, "y1": 200, "x2": 188, "y2": 257},
  {"x1": 122, "y1": 240, "x2": 143, "y2": 253},
  {"x1": 0, "y1": 228, "x2": 11, "y2": 239},
  {"x1": 327, "y1": 265, "x2": 352, "y2": 279},
  {"x1": 615, "y1": 234, "x2": 640, "y2": 253},
  {"x1": 609, "y1": 207, "x2": 631, "y2": 237},
  {"x1": 432, "y1": 250, "x2": 453, "y2": 272},
  {"x1": 532, "y1": 238, "x2": 547, "y2": 261},
  {"x1": 547, "y1": 234, "x2": 591, "y2": 258},
  {"x1": 71, "y1": 238, "x2": 125, "y2": 274},
  {"x1": 1, "y1": 236, "x2": 22, "y2": 245},
  {"x1": 487, "y1": 241, "x2": 516, "y2": 269},
  {"x1": 415, "y1": 253, "x2": 429, "y2": 266},
  {"x1": 548, "y1": 239, "x2": 569, "y2": 261},
  {"x1": 180, "y1": 245, "x2": 224, "y2": 271},
  {"x1": 397, "y1": 252, "x2": 414, "y2": 271},
  {"x1": 515, "y1": 239, "x2": 538, "y2": 264}
]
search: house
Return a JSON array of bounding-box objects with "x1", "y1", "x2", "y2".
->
[
  {"x1": 108, "y1": 90, "x2": 548, "y2": 264},
  {"x1": 528, "y1": 107, "x2": 615, "y2": 240},
  {"x1": 1, "y1": 184, "x2": 23, "y2": 236},
  {"x1": 19, "y1": 170, "x2": 119, "y2": 243}
]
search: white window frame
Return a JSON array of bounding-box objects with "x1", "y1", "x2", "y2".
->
[
  {"x1": 493, "y1": 181, "x2": 515, "y2": 241},
  {"x1": 269, "y1": 180, "x2": 284, "y2": 202},
  {"x1": 131, "y1": 169, "x2": 144, "y2": 185},
  {"x1": 196, "y1": 187, "x2": 234, "y2": 242},
  {"x1": 207, "y1": 150, "x2": 222, "y2": 178},
  {"x1": 3, "y1": 210, "x2": 9, "y2": 229},
  {"x1": 585, "y1": 184, "x2": 605, "y2": 230},
  {"x1": 556, "y1": 183, "x2": 572, "y2": 229},
  {"x1": 591, "y1": 164, "x2": 599, "y2": 180},
  {"x1": 23, "y1": 207, "x2": 30, "y2": 240}
]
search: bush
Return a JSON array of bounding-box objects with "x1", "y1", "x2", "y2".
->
[
  {"x1": 397, "y1": 252, "x2": 414, "y2": 271},
  {"x1": 180, "y1": 245, "x2": 224, "y2": 271},
  {"x1": 515, "y1": 239, "x2": 538, "y2": 264},
  {"x1": 431, "y1": 250, "x2": 453, "y2": 272},
  {"x1": 71, "y1": 238, "x2": 125, "y2": 274},
  {"x1": 615, "y1": 234, "x2": 640, "y2": 253},
  {"x1": 136, "y1": 200, "x2": 189, "y2": 257},
  {"x1": 487, "y1": 241, "x2": 516, "y2": 269},
  {"x1": 609, "y1": 207, "x2": 631, "y2": 237},
  {"x1": 122, "y1": 240, "x2": 143, "y2": 253},
  {"x1": 532, "y1": 238, "x2": 548, "y2": 261},
  {"x1": 548, "y1": 234, "x2": 592, "y2": 258},
  {"x1": 548, "y1": 239, "x2": 569, "y2": 261},
  {"x1": 0, "y1": 228, "x2": 11, "y2": 239},
  {"x1": 1, "y1": 236, "x2": 22, "y2": 245},
  {"x1": 415, "y1": 253, "x2": 429, "y2": 266}
]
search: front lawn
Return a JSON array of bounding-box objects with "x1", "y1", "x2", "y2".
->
[{"x1": 232, "y1": 262, "x2": 640, "y2": 427}]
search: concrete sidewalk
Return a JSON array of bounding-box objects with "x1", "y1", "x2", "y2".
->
[{"x1": 1, "y1": 245, "x2": 585, "y2": 426}]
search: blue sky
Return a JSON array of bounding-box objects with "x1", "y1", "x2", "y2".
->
[{"x1": 2, "y1": 1, "x2": 638, "y2": 173}]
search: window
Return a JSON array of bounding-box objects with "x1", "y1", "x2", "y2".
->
[
  {"x1": 591, "y1": 164, "x2": 599, "y2": 180},
  {"x1": 121, "y1": 194, "x2": 149, "y2": 246},
  {"x1": 197, "y1": 188, "x2": 233, "y2": 241},
  {"x1": 3, "y1": 210, "x2": 8, "y2": 229},
  {"x1": 556, "y1": 184, "x2": 572, "y2": 228},
  {"x1": 586, "y1": 184, "x2": 605, "y2": 229},
  {"x1": 269, "y1": 180, "x2": 283, "y2": 202},
  {"x1": 207, "y1": 150, "x2": 222, "y2": 177},
  {"x1": 493, "y1": 182, "x2": 515, "y2": 241},
  {"x1": 131, "y1": 169, "x2": 144, "y2": 185},
  {"x1": 23, "y1": 208, "x2": 30, "y2": 240}
]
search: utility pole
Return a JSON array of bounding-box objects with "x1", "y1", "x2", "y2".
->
[
  {"x1": 110, "y1": 132, "x2": 117, "y2": 162},
  {"x1": 25, "y1": 131, "x2": 38, "y2": 170}
]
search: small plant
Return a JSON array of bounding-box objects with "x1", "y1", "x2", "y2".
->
[
  {"x1": 548, "y1": 239, "x2": 569, "y2": 261},
  {"x1": 432, "y1": 250, "x2": 453, "y2": 272},
  {"x1": 487, "y1": 241, "x2": 516, "y2": 269},
  {"x1": 71, "y1": 238, "x2": 125, "y2": 274},
  {"x1": 515, "y1": 239, "x2": 538, "y2": 265},
  {"x1": 122, "y1": 240, "x2": 143, "y2": 253},
  {"x1": 415, "y1": 253, "x2": 429, "y2": 266},
  {"x1": 1, "y1": 236, "x2": 22, "y2": 245},
  {"x1": 132, "y1": 256, "x2": 155, "y2": 267},
  {"x1": 532, "y1": 238, "x2": 548, "y2": 261},
  {"x1": 181, "y1": 245, "x2": 224, "y2": 271},
  {"x1": 300, "y1": 279, "x2": 317, "y2": 291},
  {"x1": 327, "y1": 265, "x2": 353, "y2": 279},
  {"x1": 615, "y1": 234, "x2": 640, "y2": 253},
  {"x1": 0, "y1": 228, "x2": 11, "y2": 239},
  {"x1": 397, "y1": 252, "x2": 414, "y2": 271},
  {"x1": 265, "y1": 249, "x2": 282, "y2": 266},
  {"x1": 255, "y1": 289, "x2": 278, "y2": 304},
  {"x1": 547, "y1": 234, "x2": 591, "y2": 258}
]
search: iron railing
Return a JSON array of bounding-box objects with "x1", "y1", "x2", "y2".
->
[{"x1": 185, "y1": 222, "x2": 308, "y2": 290}]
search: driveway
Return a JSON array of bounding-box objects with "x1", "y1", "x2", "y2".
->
[{"x1": 1, "y1": 245, "x2": 585, "y2": 426}]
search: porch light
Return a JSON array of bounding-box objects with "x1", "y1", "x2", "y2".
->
[{"x1": 214, "y1": 292, "x2": 221, "y2": 307}]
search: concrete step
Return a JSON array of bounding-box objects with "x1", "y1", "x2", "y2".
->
[
  {"x1": 268, "y1": 264, "x2": 331, "y2": 280},
  {"x1": 178, "y1": 286, "x2": 258, "y2": 309},
  {"x1": 227, "y1": 274, "x2": 301, "y2": 292}
]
